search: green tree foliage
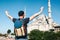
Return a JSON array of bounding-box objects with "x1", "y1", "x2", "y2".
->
[
  {"x1": 7, "y1": 29, "x2": 11, "y2": 34},
  {"x1": 43, "y1": 31, "x2": 57, "y2": 40},
  {"x1": 28, "y1": 29, "x2": 58, "y2": 40},
  {"x1": 56, "y1": 31, "x2": 60, "y2": 40},
  {"x1": 28, "y1": 29, "x2": 43, "y2": 40}
]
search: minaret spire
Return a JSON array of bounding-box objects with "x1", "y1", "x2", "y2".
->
[{"x1": 48, "y1": 0, "x2": 51, "y2": 18}]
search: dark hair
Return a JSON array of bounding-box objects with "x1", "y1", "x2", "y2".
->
[{"x1": 18, "y1": 11, "x2": 24, "y2": 16}]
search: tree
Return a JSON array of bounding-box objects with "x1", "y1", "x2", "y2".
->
[
  {"x1": 28, "y1": 29, "x2": 43, "y2": 40},
  {"x1": 56, "y1": 31, "x2": 60, "y2": 40},
  {"x1": 7, "y1": 29, "x2": 11, "y2": 34},
  {"x1": 28, "y1": 29, "x2": 60, "y2": 40},
  {"x1": 43, "y1": 31, "x2": 57, "y2": 40}
]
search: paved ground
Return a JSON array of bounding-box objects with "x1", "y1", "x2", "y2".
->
[{"x1": 0, "y1": 37, "x2": 15, "y2": 40}]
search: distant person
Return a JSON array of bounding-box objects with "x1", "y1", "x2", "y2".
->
[{"x1": 5, "y1": 7, "x2": 44, "y2": 40}]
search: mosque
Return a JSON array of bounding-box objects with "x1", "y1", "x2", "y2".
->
[{"x1": 27, "y1": 0, "x2": 60, "y2": 33}]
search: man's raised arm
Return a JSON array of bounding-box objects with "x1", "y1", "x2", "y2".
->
[
  {"x1": 5, "y1": 11, "x2": 13, "y2": 20},
  {"x1": 29, "y1": 6, "x2": 44, "y2": 21}
]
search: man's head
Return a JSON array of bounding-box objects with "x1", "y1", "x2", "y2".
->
[{"x1": 18, "y1": 11, "x2": 24, "y2": 19}]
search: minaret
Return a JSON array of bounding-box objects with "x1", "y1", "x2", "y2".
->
[
  {"x1": 48, "y1": 0, "x2": 51, "y2": 18},
  {"x1": 48, "y1": 0, "x2": 54, "y2": 30}
]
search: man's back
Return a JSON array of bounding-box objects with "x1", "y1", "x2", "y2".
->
[{"x1": 13, "y1": 18, "x2": 29, "y2": 39}]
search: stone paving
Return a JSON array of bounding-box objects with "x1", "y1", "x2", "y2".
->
[{"x1": 0, "y1": 36, "x2": 15, "y2": 40}]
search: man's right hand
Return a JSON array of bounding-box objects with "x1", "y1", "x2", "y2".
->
[
  {"x1": 39, "y1": 6, "x2": 44, "y2": 13},
  {"x1": 29, "y1": 6, "x2": 44, "y2": 21}
]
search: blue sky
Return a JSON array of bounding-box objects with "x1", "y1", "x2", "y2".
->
[{"x1": 0, "y1": 0, "x2": 60, "y2": 34}]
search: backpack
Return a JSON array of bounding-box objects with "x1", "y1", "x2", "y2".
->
[{"x1": 14, "y1": 19, "x2": 25, "y2": 36}]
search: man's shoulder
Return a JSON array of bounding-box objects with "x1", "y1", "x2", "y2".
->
[
  {"x1": 23, "y1": 18, "x2": 30, "y2": 23},
  {"x1": 13, "y1": 18, "x2": 18, "y2": 23},
  {"x1": 24, "y1": 18, "x2": 29, "y2": 20}
]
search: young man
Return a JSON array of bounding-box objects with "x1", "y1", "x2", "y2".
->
[{"x1": 5, "y1": 7, "x2": 44, "y2": 40}]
